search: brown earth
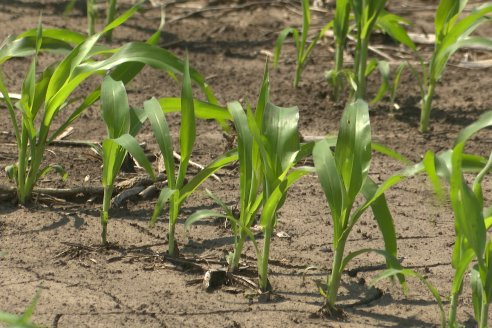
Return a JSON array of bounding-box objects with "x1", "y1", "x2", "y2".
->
[{"x1": 1, "y1": 1, "x2": 492, "y2": 327}]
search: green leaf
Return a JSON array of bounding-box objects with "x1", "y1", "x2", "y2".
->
[
  {"x1": 158, "y1": 98, "x2": 231, "y2": 121},
  {"x1": 259, "y1": 167, "x2": 312, "y2": 229},
  {"x1": 371, "y1": 142, "x2": 412, "y2": 165},
  {"x1": 229, "y1": 102, "x2": 255, "y2": 217},
  {"x1": 300, "y1": 0, "x2": 311, "y2": 51},
  {"x1": 471, "y1": 264, "x2": 484, "y2": 323},
  {"x1": 484, "y1": 241, "x2": 492, "y2": 303},
  {"x1": 176, "y1": 57, "x2": 196, "y2": 188},
  {"x1": 184, "y1": 210, "x2": 230, "y2": 231},
  {"x1": 179, "y1": 151, "x2": 239, "y2": 205},
  {"x1": 150, "y1": 188, "x2": 177, "y2": 226},
  {"x1": 102, "y1": 138, "x2": 126, "y2": 187},
  {"x1": 101, "y1": 76, "x2": 130, "y2": 138},
  {"x1": 377, "y1": 10, "x2": 416, "y2": 51},
  {"x1": 435, "y1": 0, "x2": 465, "y2": 37},
  {"x1": 313, "y1": 139, "x2": 345, "y2": 238},
  {"x1": 370, "y1": 60, "x2": 389, "y2": 104},
  {"x1": 273, "y1": 27, "x2": 295, "y2": 68},
  {"x1": 36, "y1": 164, "x2": 68, "y2": 181},
  {"x1": 371, "y1": 268, "x2": 445, "y2": 327},
  {"x1": 334, "y1": 0, "x2": 351, "y2": 47},
  {"x1": 361, "y1": 177, "x2": 398, "y2": 260},
  {"x1": 144, "y1": 97, "x2": 176, "y2": 188},
  {"x1": 455, "y1": 111, "x2": 492, "y2": 146},
  {"x1": 450, "y1": 143, "x2": 486, "y2": 266},
  {"x1": 262, "y1": 103, "x2": 300, "y2": 176},
  {"x1": 335, "y1": 99, "x2": 371, "y2": 202},
  {"x1": 112, "y1": 134, "x2": 155, "y2": 180}
]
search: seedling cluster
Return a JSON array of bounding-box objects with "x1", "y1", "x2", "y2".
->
[{"x1": 0, "y1": 1, "x2": 491, "y2": 327}]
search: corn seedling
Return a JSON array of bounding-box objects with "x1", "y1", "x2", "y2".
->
[
  {"x1": 146, "y1": 58, "x2": 237, "y2": 257},
  {"x1": 273, "y1": 0, "x2": 332, "y2": 88},
  {"x1": 0, "y1": 3, "x2": 212, "y2": 205},
  {"x1": 185, "y1": 64, "x2": 271, "y2": 272},
  {"x1": 99, "y1": 76, "x2": 155, "y2": 245},
  {"x1": 0, "y1": 292, "x2": 41, "y2": 328},
  {"x1": 374, "y1": 111, "x2": 492, "y2": 327},
  {"x1": 326, "y1": 0, "x2": 415, "y2": 101},
  {"x1": 370, "y1": 60, "x2": 408, "y2": 108},
  {"x1": 0, "y1": 1, "x2": 213, "y2": 204},
  {"x1": 428, "y1": 111, "x2": 492, "y2": 327},
  {"x1": 325, "y1": 0, "x2": 350, "y2": 100},
  {"x1": 417, "y1": 1, "x2": 492, "y2": 133},
  {"x1": 186, "y1": 65, "x2": 313, "y2": 293},
  {"x1": 312, "y1": 99, "x2": 416, "y2": 312}
]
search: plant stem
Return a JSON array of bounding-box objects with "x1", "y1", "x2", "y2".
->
[
  {"x1": 168, "y1": 220, "x2": 176, "y2": 256},
  {"x1": 355, "y1": 37, "x2": 369, "y2": 100},
  {"x1": 105, "y1": 0, "x2": 117, "y2": 42},
  {"x1": 101, "y1": 185, "x2": 112, "y2": 245},
  {"x1": 230, "y1": 232, "x2": 246, "y2": 272},
  {"x1": 293, "y1": 62, "x2": 302, "y2": 88},
  {"x1": 17, "y1": 127, "x2": 29, "y2": 204},
  {"x1": 326, "y1": 235, "x2": 347, "y2": 306},
  {"x1": 87, "y1": 0, "x2": 96, "y2": 36},
  {"x1": 448, "y1": 291, "x2": 460, "y2": 328},
  {"x1": 258, "y1": 224, "x2": 273, "y2": 292},
  {"x1": 419, "y1": 81, "x2": 436, "y2": 133},
  {"x1": 479, "y1": 299, "x2": 489, "y2": 328},
  {"x1": 168, "y1": 202, "x2": 179, "y2": 256}
]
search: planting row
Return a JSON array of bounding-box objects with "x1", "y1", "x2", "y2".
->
[{"x1": 0, "y1": 1, "x2": 491, "y2": 327}]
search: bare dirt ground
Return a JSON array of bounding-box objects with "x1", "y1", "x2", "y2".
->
[{"x1": 1, "y1": 1, "x2": 492, "y2": 327}]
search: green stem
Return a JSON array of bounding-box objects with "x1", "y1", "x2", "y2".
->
[
  {"x1": 293, "y1": 62, "x2": 302, "y2": 88},
  {"x1": 419, "y1": 81, "x2": 436, "y2": 133},
  {"x1": 448, "y1": 291, "x2": 460, "y2": 328},
  {"x1": 230, "y1": 232, "x2": 246, "y2": 272},
  {"x1": 258, "y1": 224, "x2": 273, "y2": 292},
  {"x1": 101, "y1": 185, "x2": 113, "y2": 245},
  {"x1": 168, "y1": 220, "x2": 176, "y2": 256},
  {"x1": 87, "y1": 0, "x2": 96, "y2": 36},
  {"x1": 17, "y1": 127, "x2": 29, "y2": 204},
  {"x1": 479, "y1": 299, "x2": 489, "y2": 328},
  {"x1": 355, "y1": 37, "x2": 369, "y2": 100},
  {"x1": 105, "y1": 0, "x2": 117, "y2": 42},
  {"x1": 326, "y1": 235, "x2": 347, "y2": 306},
  {"x1": 168, "y1": 201, "x2": 179, "y2": 256}
]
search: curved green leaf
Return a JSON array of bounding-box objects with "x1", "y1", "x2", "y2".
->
[
  {"x1": 184, "y1": 210, "x2": 230, "y2": 231},
  {"x1": 150, "y1": 188, "x2": 177, "y2": 226},
  {"x1": 335, "y1": 99, "x2": 371, "y2": 202},
  {"x1": 144, "y1": 97, "x2": 176, "y2": 188}
]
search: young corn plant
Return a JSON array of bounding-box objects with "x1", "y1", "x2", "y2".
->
[
  {"x1": 416, "y1": 1, "x2": 492, "y2": 133},
  {"x1": 429, "y1": 111, "x2": 492, "y2": 327},
  {"x1": 0, "y1": 3, "x2": 211, "y2": 205},
  {"x1": 313, "y1": 99, "x2": 411, "y2": 313},
  {"x1": 185, "y1": 66, "x2": 312, "y2": 292},
  {"x1": 146, "y1": 59, "x2": 237, "y2": 257},
  {"x1": 99, "y1": 76, "x2": 155, "y2": 245},
  {"x1": 326, "y1": 0, "x2": 415, "y2": 101},
  {"x1": 273, "y1": 0, "x2": 332, "y2": 88},
  {"x1": 374, "y1": 111, "x2": 492, "y2": 327},
  {"x1": 325, "y1": 0, "x2": 350, "y2": 100},
  {"x1": 185, "y1": 64, "x2": 271, "y2": 272},
  {"x1": 254, "y1": 104, "x2": 312, "y2": 293},
  {"x1": 370, "y1": 60, "x2": 408, "y2": 108}
]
